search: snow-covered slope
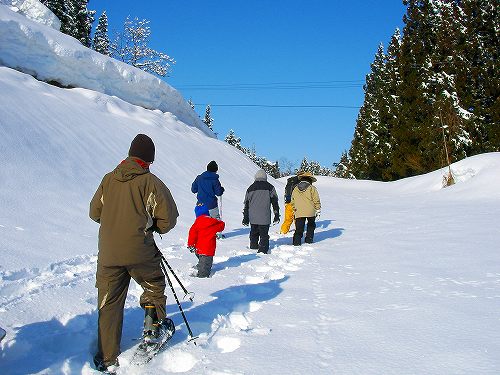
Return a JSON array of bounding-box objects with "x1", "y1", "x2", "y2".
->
[
  {"x1": 1, "y1": 63, "x2": 500, "y2": 374},
  {"x1": 0, "y1": 4, "x2": 209, "y2": 135},
  {"x1": 1, "y1": 4, "x2": 500, "y2": 375},
  {"x1": 0, "y1": 65, "x2": 259, "y2": 271},
  {"x1": 0, "y1": 0, "x2": 60, "y2": 30}
]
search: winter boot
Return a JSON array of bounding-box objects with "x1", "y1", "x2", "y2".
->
[
  {"x1": 93, "y1": 355, "x2": 119, "y2": 374},
  {"x1": 143, "y1": 305, "x2": 160, "y2": 343},
  {"x1": 293, "y1": 234, "x2": 302, "y2": 246}
]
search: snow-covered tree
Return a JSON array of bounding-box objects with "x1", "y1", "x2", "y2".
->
[
  {"x1": 110, "y1": 17, "x2": 175, "y2": 77},
  {"x1": 203, "y1": 105, "x2": 214, "y2": 131},
  {"x1": 92, "y1": 11, "x2": 110, "y2": 55},
  {"x1": 73, "y1": 0, "x2": 95, "y2": 47},
  {"x1": 297, "y1": 157, "x2": 309, "y2": 174},
  {"x1": 224, "y1": 129, "x2": 242, "y2": 149},
  {"x1": 334, "y1": 151, "x2": 355, "y2": 179},
  {"x1": 42, "y1": 0, "x2": 76, "y2": 36},
  {"x1": 187, "y1": 99, "x2": 195, "y2": 110},
  {"x1": 42, "y1": 0, "x2": 94, "y2": 45}
]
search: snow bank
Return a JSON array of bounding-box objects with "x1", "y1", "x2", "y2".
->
[
  {"x1": 389, "y1": 152, "x2": 500, "y2": 199},
  {"x1": 0, "y1": 5, "x2": 212, "y2": 136},
  {"x1": 0, "y1": 0, "x2": 60, "y2": 29}
]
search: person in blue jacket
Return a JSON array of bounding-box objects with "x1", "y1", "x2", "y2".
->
[{"x1": 191, "y1": 160, "x2": 225, "y2": 222}]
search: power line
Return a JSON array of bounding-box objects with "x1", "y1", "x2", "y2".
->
[
  {"x1": 195, "y1": 103, "x2": 360, "y2": 109},
  {"x1": 176, "y1": 79, "x2": 364, "y2": 91},
  {"x1": 179, "y1": 85, "x2": 363, "y2": 91}
]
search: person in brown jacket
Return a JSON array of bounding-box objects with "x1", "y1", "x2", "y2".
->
[
  {"x1": 291, "y1": 172, "x2": 321, "y2": 246},
  {"x1": 89, "y1": 134, "x2": 179, "y2": 373}
]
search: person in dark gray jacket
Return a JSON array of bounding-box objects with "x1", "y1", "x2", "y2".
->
[{"x1": 242, "y1": 169, "x2": 280, "y2": 254}]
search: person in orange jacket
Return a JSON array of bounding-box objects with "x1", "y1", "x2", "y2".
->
[{"x1": 187, "y1": 204, "x2": 225, "y2": 277}]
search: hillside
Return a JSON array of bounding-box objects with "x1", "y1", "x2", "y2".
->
[{"x1": 1, "y1": 3, "x2": 500, "y2": 374}]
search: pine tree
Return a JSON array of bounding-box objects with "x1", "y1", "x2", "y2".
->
[
  {"x1": 74, "y1": 0, "x2": 95, "y2": 47},
  {"x1": 42, "y1": 0, "x2": 95, "y2": 45},
  {"x1": 459, "y1": 0, "x2": 499, "y2": 152},
  {"x1": 343, "y1": 0, "x2": 498, "y2": 181},
  {"x1": 433, "y1": 1, "x2": 473, "y2": 163},
  {"x1": 92, "y1": 11, "x2": 110, "y2": 55},
  {"x1": 382, "y1": 28, "x2": 402, "y2": 180},
  {"x1": 362, "y1": 44, "x2": 393, "y2": 180},
  {"x1": 334, "y1": 151, "x2": 354, "y2": 179},
  {"x1": 203, "y1": 105, "x2": 214, "y2": 131},
  {"x1": 187, "y1": 99, "x2": 195, "y2": 110},
  {"x1": 42, "y1": 0, "x2": 75, "y2": 35},
  {"x1": 298, "y1": 157, "x2": 309, "y2": 173},
  {"x1": 224, "y1": 129, "x2": 242, "y2": 149},
  {"x1": 391, "y1": 0, "x2": 443, "y2": 178}
]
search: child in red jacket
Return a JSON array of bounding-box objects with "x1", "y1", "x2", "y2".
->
[{"x1": 188, "y1": 204, "x2": 225, "y2": 277}]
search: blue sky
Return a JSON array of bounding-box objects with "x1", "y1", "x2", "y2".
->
[{"x1": 90, "y1": 0, "x2": 407, "y2": 170}]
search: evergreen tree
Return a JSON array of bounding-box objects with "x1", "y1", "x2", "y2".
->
[
  {"x1": 308, "y1": 160, "x2": 322, "y2": 175},
  {"x1": 42, "y1": 0, "x2": 75, "y2": 35},
  {"x1": 382, "y1": 28, "x2": 402, "y2": 180},
  {"x1": 349, "y1": 44, "x2": 393, "y2": 180},
  {"x1": 92, "y1": 11, "x2": 110, "y2": 55},
  {"x1": 224, "y1": 129, "x2": 242, "y2": 149},
  {"x1": 74, "y1": 0, "x2": 95, "y2": 47},
  {"x1": 203, "y1": 105, "x2": 214, "y2": 131},
  {"x1": 433, "y1": 1, "x2": 473, "y2": 163},
  {"x1": 188, "y1": 99, "x2": 195, "y2": 110},
  {"x1": 392, "y1": 0, "x2": 440, "y2": 178},
  {"x1": 459, "y1": 0, "x2": 499, "y2": 152},
  {"x1": 42, "y1": 0, "x2": 95, "y2": 45},
  {"x1": 334, "y1": 151, "x2": 354, "y2": 179},
  {"x1": 344, "y1": 0, "x2": 498, "y2": 181},
  {"x1": 298, "y1": 157, "x2": 309, "y2": 173}
]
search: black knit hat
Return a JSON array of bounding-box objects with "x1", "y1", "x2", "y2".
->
[
  {"x1": 207, "y1": 160, "x2": 218, "y2": 172},
  {"x1": 128, "y1": 134, "x2": 155, "y2": 162}
]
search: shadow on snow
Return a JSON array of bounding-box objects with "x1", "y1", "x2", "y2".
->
[
  {"x1": 212, "y1": 253, "x2": 259, "y2": 273},
  {"x1": 0, "y1": 277, "x2": 288, "y2": 374}
]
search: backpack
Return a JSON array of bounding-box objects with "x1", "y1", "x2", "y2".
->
[{"x1": 284, "y1": 176, "x2": 299, "y2": 203}]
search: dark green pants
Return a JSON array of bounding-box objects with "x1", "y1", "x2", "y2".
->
[{"x1": 95, "y1": 256, "x2": 166, "y2": 365}]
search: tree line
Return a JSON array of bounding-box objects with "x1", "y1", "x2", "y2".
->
[
  {"x1": 224, "y1": 129, "x2": 337, "y2": 179},
  {"x1": 336, "y1": 0, "x2": 499, "y2": 181}
]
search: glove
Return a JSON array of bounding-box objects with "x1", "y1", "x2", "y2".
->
[
  {"x1": 242, "y1": 218, "x2": 249, "y2": 226},
  {"x1": 188, "y1": 246, "x2": 196, "y2": 253},
  {"x1": 147, "y1": 218, "x2": 160, "y2": 233},
  {"x1": 315, "y1": 210, "x2": 321, "y2": 219},
  {"x1": 273, "y1": 214, "x2": 280, "y2": 225}
]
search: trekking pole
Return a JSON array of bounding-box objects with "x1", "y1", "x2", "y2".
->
[
  {"x1": 159, "y1": 254, "x2": 195, "y2": 302},
  {"x1": 219, "y1": 195, "x2": 223, "y2": 218},
  {"x1": 159, "y1": 259, "x2": 198, "y2": 344},
  {"x1": 154, "y1": 244, "x2": 194, "y2": 301}
]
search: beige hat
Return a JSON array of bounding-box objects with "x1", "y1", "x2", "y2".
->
[{"x1": 298, "y1": 171, "x2": 317, "y2": 182}]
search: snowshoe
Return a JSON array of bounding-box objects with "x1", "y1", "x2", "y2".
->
[{"x1": 132, "y1": 318, "x2": 175, "y2": 365}]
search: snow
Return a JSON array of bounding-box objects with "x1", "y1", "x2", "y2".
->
[
  {"x1": 0, "y1": 0, "x2": 60, "y2": 30},
  {"x1": 1, "y1": 5, "x2": 500, "y2": 375},
  {"x1": 0, "y1": 4, "x2": 210, "y2": 137}
]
